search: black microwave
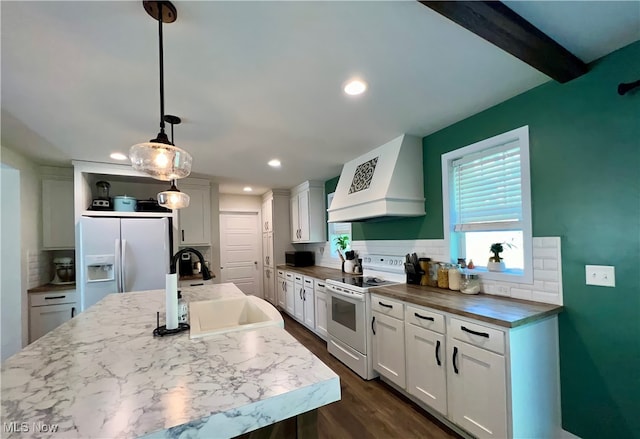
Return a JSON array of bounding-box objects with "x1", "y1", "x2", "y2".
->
[{"x1": 285, "y1": 251, "x2": 315, "y2": 267}]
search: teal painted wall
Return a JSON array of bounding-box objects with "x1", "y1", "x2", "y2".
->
[{"x1": 327, "y1": 42, "x2": 640, "y2": 438}]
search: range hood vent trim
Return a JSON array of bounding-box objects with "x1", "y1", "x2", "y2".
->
[{"x1": 327, "y1": 134, "x2": 425, "y2": 223}]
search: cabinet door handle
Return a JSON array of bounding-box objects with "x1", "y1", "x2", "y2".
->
[
  {"x1": 303, "y1": 289, "x2": 306, "y2": 301},
  {"x1": 71, "y1": 307, "x2": 76, "y2": 318},
  {"x1": 45, "y1": 295, "x2": 66, "y2": 300},
  {"x1": 414, "y1": 312, "x2": 434, "y2": 321},
  {"x1": 435, "y1": 340, "x2": 441, "y2": 366},
  {"x1": 299, "y1": 288, "x2": 303, "y2": 299},
  {"x1": 461, "y1": 326, "x2": 490, "y2": 338},
  {"x1": 181, "y1": 230, "x2": 185, "y2": 241},
  {"x1": 378, "y1": 301, "x2": 393, "y2": 309},
  {"x1": 371, "y1": 316, "x2": 376, "y2": 335},
  {"x1": 453, "y1": 346, "x2": 459, "y2": 374}
]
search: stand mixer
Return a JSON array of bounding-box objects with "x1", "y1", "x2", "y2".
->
[{"x1": 52, "y1": 257, "x2": 75, "y2": 285}]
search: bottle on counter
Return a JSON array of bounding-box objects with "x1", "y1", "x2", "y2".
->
[
  {"x1": 178, "y1": 291, "x2": 188, "y2": 324},
  {"x1": 427, "y1": 260, "x2": 439, "y2": 287},
  {"x1": 437, "y1": 263, "x2": 450, "y2": 289},
  {"x1": 448, "y1": 264, "x2": 462, "y2": 291},
  {"x1": 419, "y1": 258, "x2": 430, "y2": 286}
]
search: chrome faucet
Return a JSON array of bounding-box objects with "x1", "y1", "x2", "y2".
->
[{"x1": 170, "y1": 248, "x2": 213, "y2": 280}]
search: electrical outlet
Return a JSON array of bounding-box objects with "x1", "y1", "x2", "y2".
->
[{"x1": 585, "y1": 265, "x2": 616, "y2": 287}]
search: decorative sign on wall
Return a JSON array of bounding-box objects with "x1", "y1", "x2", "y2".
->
[{"x1": 349, "y1": 157, "x2": 379, "y2": 194}]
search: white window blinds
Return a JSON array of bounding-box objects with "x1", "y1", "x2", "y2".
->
[{"x1": 452, "y1": 141, "x2": 522, "y2": 232}]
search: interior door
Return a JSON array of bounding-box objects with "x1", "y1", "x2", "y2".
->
[{"x1": 219, "y1": 213, "x2": 260, "y2": 296}]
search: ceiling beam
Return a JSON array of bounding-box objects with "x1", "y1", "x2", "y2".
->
[{"x1": 420, "y1": 1, "x2": 588, "y2": 83}]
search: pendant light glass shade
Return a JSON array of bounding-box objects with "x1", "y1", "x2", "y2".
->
[
  {"x1": 130, "y1": 141, "x2": 192, "y2": 181},
  {"x1": 158, "y1": 181, "x2": 190, "y2": 209}
]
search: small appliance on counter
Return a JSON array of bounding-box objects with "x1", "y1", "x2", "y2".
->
[
  {"x1": 179, "y1": 253, "x2": 194, "y2": 275},
  {"x1": 51, "y1": 257, "x2": 75, "y2": 285},
  {"x1": 136, "y1": 198, "x2": 171, "y2": 212},
  {"x1": 89, "y1": 180, "x2": 113, "y2": 211},
  {"x1": 285, "y1": 251, "x2": 315, "y2": 267},
  {"x1": 113, "y1": 195, "x2": 137, "y2": 212}
]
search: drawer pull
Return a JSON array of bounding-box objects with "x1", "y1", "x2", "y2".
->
[
  {"x1": 45, "y1": 295, "x2": 66, "y2": 300},
  {"x1": 414, "y1": 312, "x2": 434, "y2": 321},
  {"x1": 378, "y1": 301, "x2": 393, "y2": 309},
  {"x1": 190, "y1": 283, "x2": 204, "y2": 286},
  {"x1": 71, "y1": 307, "x2": 76, "y2": 318},
  {"x1": 461, "y1": 326, "x2": 490, "y2": 338},
  {"x1": 435, "y1": 340, "x2": 441, "y2": 366},
  {"x1": 453, "y1": 346, "x2": 459, "y2": 374},
  {"x1": 371, "y1": 316, "x2": 376, "y2": 335}
]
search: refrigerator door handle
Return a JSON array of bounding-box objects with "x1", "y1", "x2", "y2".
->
[
  {"x1": 121, "y1": 239, "x2": 127, "y2": 293},
  {"x1": 115, "y1": 239, "x2": 121, "y2": 293}
]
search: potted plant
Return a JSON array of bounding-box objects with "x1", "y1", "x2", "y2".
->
[
  {"x1": 487, "y1": 242, "x2": 515, "y2": 272},
  {"x1": 334, "y1": 235, "x2": 350, "y2": 271}
]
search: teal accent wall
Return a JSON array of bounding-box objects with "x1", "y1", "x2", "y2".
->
[{"x1": 327, "y1": 42, "x2": 640, "y2": 438}]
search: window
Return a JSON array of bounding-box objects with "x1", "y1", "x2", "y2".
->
[
  {"x1": 327, "y1": 192, "x2": 351, "y2": 258},
  {"x1": 442, "y1": 126, "x2": 532, "y2": 283}
]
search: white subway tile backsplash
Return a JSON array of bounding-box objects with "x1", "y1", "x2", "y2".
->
[
  {"x1": 313, "y1": 236, "x2": 563, "y2": 305},
  {"x1": 533, "y1": 247, "x2": 558, "y2": 259}
]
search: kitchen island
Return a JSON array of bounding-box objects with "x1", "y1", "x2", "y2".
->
[{"x1": 1, "y1": 284, "x2": 341, "y2": 438}]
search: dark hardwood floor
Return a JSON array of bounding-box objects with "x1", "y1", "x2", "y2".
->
[{"x1": 282, "y1": 314, "x2": 462, "y2": 439}]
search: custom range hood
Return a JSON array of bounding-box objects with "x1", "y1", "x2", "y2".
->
[{"x1": 328, "y1": 134, "x2": 425, "y2": 223}]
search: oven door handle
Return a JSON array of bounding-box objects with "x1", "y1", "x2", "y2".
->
[{"x1": 326, "y1": 285, "x2": 365, "y2": 302}]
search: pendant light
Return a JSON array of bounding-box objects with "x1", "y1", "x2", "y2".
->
[
  {"x1": 129, "y1": 1, "x2": 192, "y2": 181},
  {"x1": 157, "y1": 115, "x2": 190, "y2": 209}
]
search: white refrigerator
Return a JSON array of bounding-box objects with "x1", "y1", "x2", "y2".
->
[{"x1": 78, "y1": 217, "x2": 171, "y2": 311}]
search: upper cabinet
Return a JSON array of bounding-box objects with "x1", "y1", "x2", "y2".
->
[
  {"x1": 42, "y1": 170, "x2": 75, "y2": 250},
  {"x1": 290, "y1": 181, "x2": 326, "y2": 243},
  {"x1": 178, "y1": 179, "x2": 211, "y2": 246},
  {"x1": 261, "y1": 197, "x2": 273, "y2": 233}
]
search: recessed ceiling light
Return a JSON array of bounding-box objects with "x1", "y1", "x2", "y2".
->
[
  {"x1": 268, "y1": 159, "x2": 281, "y2": 168},
  {"x1": 110, "y1": 152, "x2": 128, "y2": 161},
  {"x1": 243, "y1": 186, "x2": 253, "y2": 192},
  {"x1": 344, "y1": 79, "x2": 367, "y2": 96}
]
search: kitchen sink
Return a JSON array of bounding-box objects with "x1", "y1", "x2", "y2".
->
[{"x1": 189, "y1": 295, "x2": 283, "y2": 339}]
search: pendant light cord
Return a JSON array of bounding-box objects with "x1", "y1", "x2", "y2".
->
[{"x1": 158, "y1": 2, "x2": 165, "y2": 133}]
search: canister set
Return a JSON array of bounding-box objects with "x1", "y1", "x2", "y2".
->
[{"x1": 414, "y1": 258, "x2": 481, "y2": 295}]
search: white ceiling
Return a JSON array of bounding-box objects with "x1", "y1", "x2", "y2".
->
[{"x1": 2, "y1": 1, "x2": 638, "y2": 195}]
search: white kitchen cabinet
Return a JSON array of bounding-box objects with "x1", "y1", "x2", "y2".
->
[
  {"x1": 277, "y1": 270, "x2": 286, "y2": 309},
  {"x1": 262, "y1": 232, "x2": 273, "y2": 268},
  {"x1": 261, "y1": 198, "x2": 273, "y2": 233},
  {"x1": 314, "y1": 281, "x2": 328, "y2": 340},
  {"x1": 302, "y1": 277, "x2": 315, "y2": 330},
  {"x1": 405, "y1": 305, "x2": 447, "y2": 414},
  {"x1": 263, "y1": 267, "x2": 276, "y2": 305},
  {"x1": 42, "y1": 178, "x2": 75, "y2": 249},
  {"x1": 293, "y1": 274, "x2": 304, "y2": 321},
  {"x1": 290, "y1": 181, "x2": 326, "y2": 243},
  {"x1": 285, "y1": 272, "x2": 295, "y2": 316},
  {"x1": 371, "y1": 295, "x2": 405, "y2": 389},
  {"x1": 178, "y1": 182, "x2": 211, "y2": 246},
  {"x1": 29, "y1": 290, "x2": 77, "y2": 343}
]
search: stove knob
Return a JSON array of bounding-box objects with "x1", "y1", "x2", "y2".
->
[{"x1": 388, "y1": 260, "x2": 393, "y2": 265}]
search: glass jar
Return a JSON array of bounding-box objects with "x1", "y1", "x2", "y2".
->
[
  {"x1": 460, "y1": 273, "x2": 481, "y2": 295},
  {"x1": 437, "y1": 263, "x2": 450, "y2": 289},
  {"x1": 427, "y1": 261, "x2": 439, "y2": 287},
  {"x1": 419, "y1": 258, "x2": 430, "y2": 286},
  {"x1": 448, "y1": 264, "x2": 462, "y2": 291}
]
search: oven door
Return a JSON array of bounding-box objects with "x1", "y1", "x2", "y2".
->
[{"x1": 327, "y1": 285, "x2": 366, "y2": 354}]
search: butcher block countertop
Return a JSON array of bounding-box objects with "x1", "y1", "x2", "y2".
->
[
  {"x1": 276, "y1": 264, "x2": 360, "y2": 281},
  {"x1": 372, "y1": 283, "x2": 563, "y2": 328}
]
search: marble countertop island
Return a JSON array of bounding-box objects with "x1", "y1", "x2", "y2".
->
[{"x1": 1, "y1": 284, "x2": 341, "y2": 438}]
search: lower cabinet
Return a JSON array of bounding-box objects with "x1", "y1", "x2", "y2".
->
[
  {"x1": 263, "y1": 268, "x2": 276, "y2": 305},
  {"x1": 370, "y1": 295, "x2": 560, "y2": 439},
  {"x1": 277, "y1": 270, "x2": 286, "y2": 309},
  {"x1": 302, "y1": 277, "x2": 315, "y2": 330},
  {"x1": 293, "y1": 274, "x2": 304, "y2": 322},
  {"x1": 314, "y1": 281, "x2": 328, "y2": 340},
  {"x1": 371, "y1": 295, "x2": 406, "y2": 389},
  {"x1": 285, "y1": 273, "x2": 294, "y2": 316},
  {"x1": 29, "y1": 290, "x2": 77, "y2": 343},
  {"x1": 405, "y1": 324, "x2": 447, "y2": 414}
]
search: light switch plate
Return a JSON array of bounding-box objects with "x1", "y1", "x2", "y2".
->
[{"x1": 585, "y1": 265, "x2": 616, "y2": 287}]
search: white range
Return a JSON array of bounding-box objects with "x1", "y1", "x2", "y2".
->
[{"x1": 325, "y1": 254, "x2": 406, "y2": 379}]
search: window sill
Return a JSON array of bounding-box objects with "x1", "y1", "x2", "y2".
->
[{"x1": 467, "y1": 267, "x2": 532, "y2": 285}]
